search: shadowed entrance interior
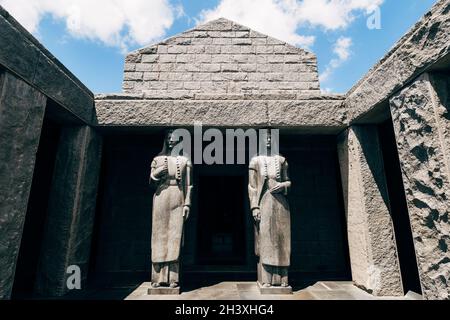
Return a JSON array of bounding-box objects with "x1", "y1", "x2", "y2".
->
[
  {"x1": 183, "y1": 164, "x2": 255, "y2": 289},
  {"x1": 196, "y1": 175, "x2": 247, "y2": 266},
  {"x1": 89, "y1": 132, "x2": 351, "y2": 291},
  {"x1": 11, "y1": 114, "x2": 61, "y2": 299}
]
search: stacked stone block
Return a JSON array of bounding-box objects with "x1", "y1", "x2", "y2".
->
[{"x1": 123, "y1": 18, "x2": 320, "y2": 96}]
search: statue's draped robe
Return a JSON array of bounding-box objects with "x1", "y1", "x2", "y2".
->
[
  {"x1": 150, "y1": 155, "x2": 192, "y2": 285},
  {"x1": 248, "y1": 155, "x2": 291, "y2": 285}
]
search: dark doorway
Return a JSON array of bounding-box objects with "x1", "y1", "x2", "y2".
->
[
  {"x1": 378, "y1": 119, "x2": 422, "y2": 294},
  {"x1": 11, "y1": 115, "x2": 61, "y2": 299},
  {"x1": 183, "y1": 163, "x2": 255, "y2": 288},
  {"x1": 196, "y1": 175, "x2": 247, "y2": 266}
]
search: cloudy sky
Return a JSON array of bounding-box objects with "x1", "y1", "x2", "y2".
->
[{"x1": 0, "y1": 0, "x2": 436, "y2": 93}]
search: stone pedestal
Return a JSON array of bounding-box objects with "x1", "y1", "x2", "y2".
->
[
  {"x1": 257, "y1": 282, "x2": 292, "y2": 295},
  {"x1": 337, "y1": 125, "x2": 403, "y2": 296},
  {"x1": 34, "y1": 125, "x2": 102, "y2": 297},
  {"x1": 148, "y1": 286, "x2": 180, "y2": 295},
  {"x1": 0, "y1": 72, "x2": 47, "y2": 300},
  {"x1": 389, "y1": 72, "x2": 450, "y2": 300}
]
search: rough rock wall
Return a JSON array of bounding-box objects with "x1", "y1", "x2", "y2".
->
[
  {"x1": 390, "y1": 72, "x2": 450, "y2": 300},
  {"x1": 123, "y1": 18, "x2": 320, "y2": 96}
]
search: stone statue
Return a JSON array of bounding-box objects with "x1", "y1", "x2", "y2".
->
[
  {"x1": 248, "y1": 132, "x2": 292, "y2": 291},
  {"x1": 149, "y1": 130, "x2": 193, "y2": 291}
]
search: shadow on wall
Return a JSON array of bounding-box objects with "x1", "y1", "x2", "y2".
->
[{"x1": 378, "y1": 118, "x2": 422, "y2": 295}]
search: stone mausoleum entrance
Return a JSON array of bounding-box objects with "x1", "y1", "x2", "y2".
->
[
  {"x1": 3, "y1": 8, "x2": 448, "y2": 300},
  {"x1": 87, "y1": 130, "x2": 352, "y2": 292}
]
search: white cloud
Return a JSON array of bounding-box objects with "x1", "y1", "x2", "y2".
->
[
  {"x1": 199, "y1": 0, "x2": 314, "y2": 48},
  {"x1": 319, "y1": 36, "x2": 352, "y2": 82},
  {"x1": 0, "y1": 0, "x2": 181, "y2": 51},
  {"x1": 295, "y1": 0, "x2": 384, "y2": 30},
  {"x1": 199, "y1": 0, "x2": 384, "y2": 48}
]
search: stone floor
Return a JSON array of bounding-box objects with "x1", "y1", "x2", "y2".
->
[{"x1": 125, "y1": 281, "x2": 423, "y2": 300}]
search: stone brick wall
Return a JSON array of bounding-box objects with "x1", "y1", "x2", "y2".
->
[{"x1": 123, "y1": 18, "x2": 320, "y2": 96}]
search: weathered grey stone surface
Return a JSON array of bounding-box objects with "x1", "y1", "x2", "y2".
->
[
  {"x1": 0, "y1": 72, "x2": 46, "y2": 300},
  {"x1": 94, "y1": 96, "x2": 346, "y2": 132},
  {"x1": 337, "y1": 126, "x2": 403, "y2": 296},
  {"x1": 405, "y1": 291, "x2": 424, "y2": 300},
  {"x1": 257, "y1": 282, "x2": 292, "y2": 295},
  {"x1": 389, "y1": 73, "x2": 450, "y2": 300},
  {"x1": 267, "y1": 99, "x2": 347, "y2": 129},
  {"x1": 123, "y1": 18, "x2": 320, "y2": 96},
  {"x1": 249, "y1": 151, "x2": 291, "y2": 287},
  {"x1": 35, "y1": 126, "x2": 102, "y2": 297},
  {"x1": 126, "y1": 281, "x2": 410, "y2": 300},
  {"x1": 171, "y1": 100, "x2": 268, "y2": 127},
  {"x1": 149, "y1": 131, "x2": 193, "y2": 292},
  {"x1": 95, "y1": 92, "x2": 344, "y2": 101},
  {"x1": 347, "y1": 0, "x2": 450, "y2": 123},
  {"x1": 148, "y1": 286, "x2": 180, "y2": 295},
  {"x1": 0, "y1": 6, "x2": 95, "y2": 124}
]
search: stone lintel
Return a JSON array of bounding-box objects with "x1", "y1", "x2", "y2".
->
[
  {"x1": 95, "y1": 92, "x2": 345, "y2": 101},
  {"x1": 94, "y1": 99, "x2": 347, "y2": 133},
  {"x1": 337, "y1": 125, "x2": 403, "y2": 296},
  {"x1": 0, "y1": 72, "x2": 47, "y2": 299},
  {"x1": 34, "y1": 125, "x2": 102, "y2": 297},
  {"x1": 389, "y1": 72, "x2": 450, "y2": 300}
]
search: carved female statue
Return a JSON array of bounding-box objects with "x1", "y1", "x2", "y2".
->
[
  {"x1": 248, "y1": 132, "x2": 291, "y2": 288},
  {"x1": 149, "y1": 130, "x2": 193, "y2": 289}
]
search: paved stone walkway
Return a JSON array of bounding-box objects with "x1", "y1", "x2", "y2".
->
[{"x1": 125, "y1": 281, "x2": 422, "y2": 300}]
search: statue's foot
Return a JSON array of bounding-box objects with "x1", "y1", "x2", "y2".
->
[
  {"x1": 262, "y1": 283, "x2": 271, "y2": 288},
  {"x1": 281, "y1": 282, "x2": 289, "y2": 287},
  {"x1": 169, "y1": 282, "x2": 179, "y2": 288},
  {"x1": 151, "y1": 283, "x2": 160, "y2": 288}
]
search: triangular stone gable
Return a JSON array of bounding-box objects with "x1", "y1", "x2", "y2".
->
[{"x1": 123, "y1": 18, "x2": 320, "y2": 96}]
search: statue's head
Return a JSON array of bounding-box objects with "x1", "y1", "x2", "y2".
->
[
  {"x1": 165, "y1": 129, "x2": 177, "y2": 150},
  {"x1": 260, "y1": 128, "x2": 279, "y2": 157}
]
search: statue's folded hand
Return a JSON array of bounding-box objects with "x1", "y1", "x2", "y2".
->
[
  {"x1": 154, "y1": 166, "x2": 168, "y2": 178},
  {"x1": 270, "y1": 183, "x2": 285, "y2": 194},
  {"x1": 183, "y1": 206, "x2": 190, "y2": 220},
  {"x1": 252, "y1": 208, "x2": 261, "y2": 222}
]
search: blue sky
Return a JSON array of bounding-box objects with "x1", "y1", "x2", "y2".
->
[{"x1": 0, "y1": 0, "x2": 437, "y2": 94}]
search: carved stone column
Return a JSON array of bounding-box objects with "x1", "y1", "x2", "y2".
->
[
  {"x1": 0, "y1": 72, "x2": 47, "y2": 300},
  {"x1": 337, "y1": 125, "x2": 403, "y2": 296},
  {"x1": 389, "y1": 72, "x2": 450, "y2": 300},
  {"x1": 35, "y1": 125, "x2": 102, "y2": 297}
]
